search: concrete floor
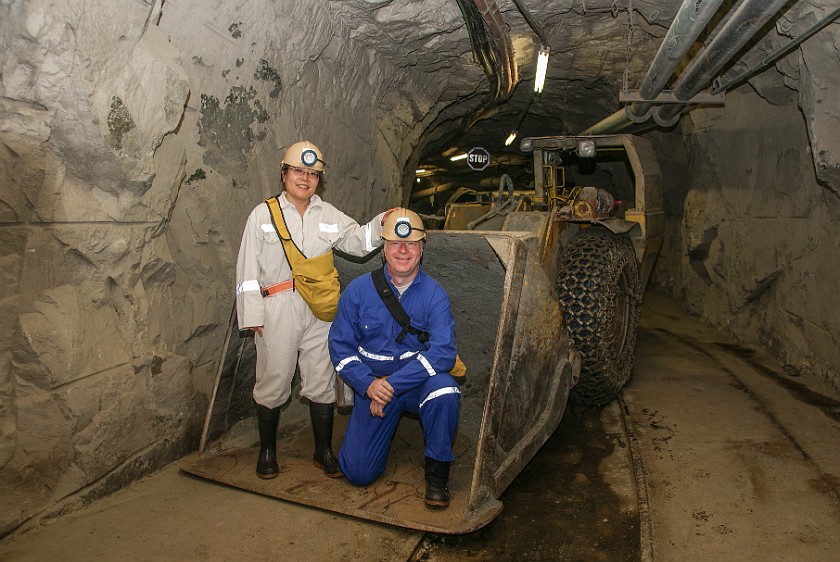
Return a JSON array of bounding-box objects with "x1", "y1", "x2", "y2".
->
[
  {"x1": 624, "y1": 291, "x2": 840, "y2": 562},
  {"x1": 2, "y1": 291, "x2": 839, "y2": 561}
]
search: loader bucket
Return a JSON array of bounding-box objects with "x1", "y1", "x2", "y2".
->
[{"x1": 181, "y1": 231, "x2": 577, "y2": 534}]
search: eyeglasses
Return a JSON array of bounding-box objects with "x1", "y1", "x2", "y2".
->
[
  {"x1": 288, "y1": 166, "x2": 320, "y2": 180},
  {"x1": 385, "y1": 240, "x2": 421, "y2": 250}
]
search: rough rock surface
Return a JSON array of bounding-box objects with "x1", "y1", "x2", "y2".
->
[
  {"x1": 1, "y1": 0, "x2": 839, "y2": 538},
  {"x1": 0, "y1": 0, "x2": 448, "y2": 536},
  {"x1": 650, "y1": 89, "x2": 840, "y2": 392}
]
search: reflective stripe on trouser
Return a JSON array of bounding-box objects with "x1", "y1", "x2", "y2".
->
[
  {"x1": 338, "y1": 373, "x2": 460, "y2": 486},
  {"x1": 253, "y1": 290, "x2": 337, "y2": 408}
]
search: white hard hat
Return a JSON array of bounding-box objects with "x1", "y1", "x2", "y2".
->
[
  {"x1": 281, "y1": 140, "x2": 326, "y2": 172},
  {"x1": 382, "y1": 209, "x2": 426, "y2": 242}
]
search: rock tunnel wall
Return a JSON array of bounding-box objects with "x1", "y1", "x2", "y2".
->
[
  {"x1": 651, "y1": 89, "x2": 840, "y2": 393},
  {"x1": 3, "y1": 0, "x2": 840, "y2": 539},
  {"x1": 0, "y1": 0, "x2": 443, "y2": 536}
]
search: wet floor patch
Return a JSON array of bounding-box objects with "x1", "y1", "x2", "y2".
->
[{"x1": 410, "y1": 403, "x2": 640, "y2": 561}]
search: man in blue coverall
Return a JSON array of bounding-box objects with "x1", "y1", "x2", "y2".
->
[{"x1": 328, "y1": 209, "x2": 461, "y2": 508}]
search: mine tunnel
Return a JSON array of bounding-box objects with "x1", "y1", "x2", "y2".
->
[{"x1": 2, "y1": 0, "x2": 840, "y2": 558}]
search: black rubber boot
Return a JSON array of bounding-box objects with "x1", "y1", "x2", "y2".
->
[
  {"x1": 424, "y1": 457, "x2": 451, "y2": 508},
  {"x1": 255, "y1": 404, "x2": 280, "y2": 479},
  {"x1": 309, "y1": 402, "x2": 342, "y2": 478}
]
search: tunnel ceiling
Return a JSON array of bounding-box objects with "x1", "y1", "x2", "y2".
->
[
  {"x1": 327, "y1": 0, "x2": 836, "y2": 189},
  {"x1": 330, "y1": 0, "x2": 680, "y2": 167}
]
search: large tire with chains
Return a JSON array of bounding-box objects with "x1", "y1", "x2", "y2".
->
[{"x1": 555, "y1": 227, "x2": 642, "y2": 406}]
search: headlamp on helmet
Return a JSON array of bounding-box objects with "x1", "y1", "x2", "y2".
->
[
  {"x1": 394, "y1": 218, "x2": 415, "y2": 238},
  {"x1": 281, "y1": 141, "x2": 326, "y2": 173},
  {"x1": 301, "y1": 148, "x2": 319, "y2": 167},
  {"x1": 382, "y1": 209, "x2": 426, "y2": 242}
]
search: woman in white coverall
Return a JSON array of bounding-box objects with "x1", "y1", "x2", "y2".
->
[{"x1": 235, "y1": 140, "x2": 391, "y2": 479}]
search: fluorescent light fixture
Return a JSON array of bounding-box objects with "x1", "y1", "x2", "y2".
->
[
  {"x1": 534, "y1": 45, "x2": 550, "y2": 94},
  {"x1": 415, "y1": 169, "x2": 426, "y2": 175},
  {"x1": 450, "y1": 153, "x2": 468, "y2": 162},
  {"x1": 504, "y1": 131, "x2": 517, "y2": 146}
]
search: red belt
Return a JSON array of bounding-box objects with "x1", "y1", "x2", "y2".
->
[{"x1": 261, "y1": 280, "x2": 294, "y2": 297}]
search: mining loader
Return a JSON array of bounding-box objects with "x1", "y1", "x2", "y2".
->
[{"x1": 180, "y1": 134, "x2": 663, "y2": 534}]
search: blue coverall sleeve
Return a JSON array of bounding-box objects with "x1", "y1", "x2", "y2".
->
[
  {"x1": 385, "y1": 285, "x2": 457, "y2": 395},
  {"x1": 329, "y1": 281, "x2": 376, "y2": 396}
]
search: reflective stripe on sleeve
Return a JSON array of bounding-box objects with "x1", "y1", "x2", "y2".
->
[
  {"x1": 364, "y1": 222, "x2": 375, "y2": 252},
  {"x1": 416, "y1": 353, "x2": 437, "y2": 376},
  {"x1": 358, "y1": 346, "x2": 394, "y2": 362},
  {"x1": 236, "y1": 280, "x2": 261, "y2": 295},
  {"x1": 419, "y1": 386, "x2": 461, "y2": 409},
  {"x1": 335, "y1": 355, "x2": 362, "y2": 372}
]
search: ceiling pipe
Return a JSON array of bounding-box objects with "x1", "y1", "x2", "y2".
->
[
  {"x1": 654, "y1": 0, "x2": 792, "y2": 127},
  {"x1": 627, "y1": 0, "x2": 726, "y2": 123},
  {"x1": 711, "y1": 6, "x2": 840, "y2": 95},
  {"x1": 580, "y1": 0, "x2": 725, "y2": 135},
  {"x1": 411, "y1": 182, "x2": 454, "y2": 200},
  {"x1": 580, "y1": 110, "x2": 633, "y2": 136}
]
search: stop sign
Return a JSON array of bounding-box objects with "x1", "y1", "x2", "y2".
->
[{"x1": 467, "y1": 147, "x2": 490, "y2": 171}]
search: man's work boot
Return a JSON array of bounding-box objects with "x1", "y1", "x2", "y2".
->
[
  {"x1": 309, "y1": 402, "x2": 343, "y2": 478},
  {"x1": 255, "y1": 404, "x2": 280, "y2": 479},
  {"x1": 424, "y1": 457, "x2": 451, "y2": 508}
]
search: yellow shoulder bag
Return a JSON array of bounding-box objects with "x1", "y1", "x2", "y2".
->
[{"x1": 265, "y1": 197, "x2": 340, "y2": 322}]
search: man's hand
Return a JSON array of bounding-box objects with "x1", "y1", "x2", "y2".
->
[
  {"x1": 370, "y1": 401, "x2": 385, "y2": 418},
  {"x1": 366, "y1": 378, "x2": 394, "y2": 418},
  {"x1": 249, "y1": 326, "x2": 263, "y2": 337}
]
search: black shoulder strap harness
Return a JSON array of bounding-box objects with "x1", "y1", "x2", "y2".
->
[{"x1": 371, "y1": 268, "x2": 429, "y2": 344}]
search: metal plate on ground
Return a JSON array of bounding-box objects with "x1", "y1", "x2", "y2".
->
[
  {"x1": 182, "y1": 231, "x2": 572, "y2": 534},
  {"x1": 181, "y1": 412, "x2": 502, "y2": 534}
]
